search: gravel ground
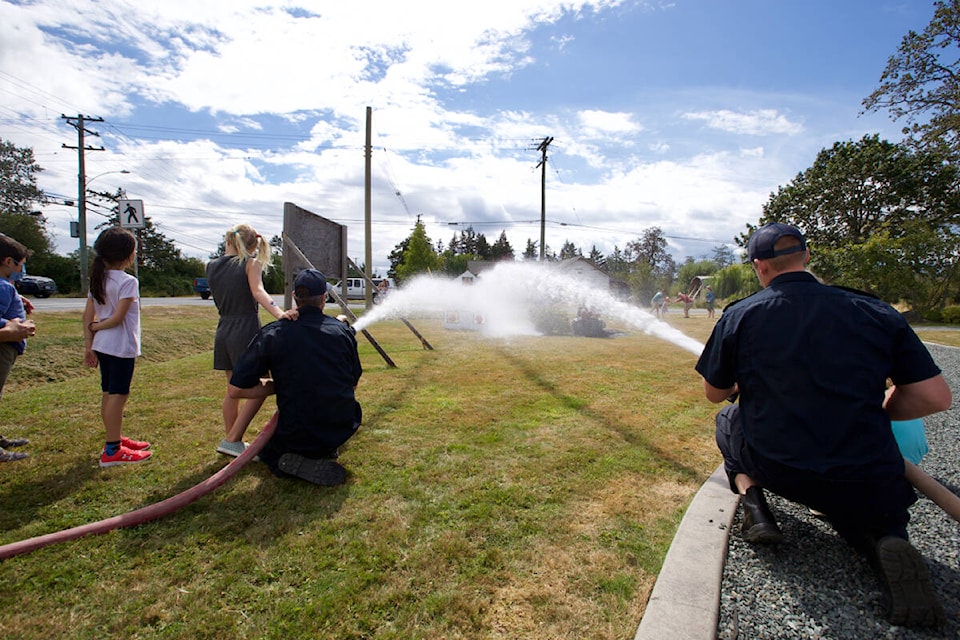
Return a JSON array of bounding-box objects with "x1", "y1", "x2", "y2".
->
[{"x1": 718, "y1": 342, "x2": 960, "y2": 640}]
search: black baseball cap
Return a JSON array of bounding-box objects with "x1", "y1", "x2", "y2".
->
[
  {"x1": 294, "y1": 269, "x2": 328, "y2": 296},
  {"x1": 747, "y1": 223, "x2": 806, "y2": 261}
]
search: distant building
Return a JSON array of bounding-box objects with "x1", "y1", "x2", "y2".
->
[
  {"x1": 556, "y1": 256, "x2": 628, "y2": 298},
  {"x1": 556, "y1": 256, "x2": 608, "y2": 288},
  {"x1": 689, "y1": 275, "x2": 714, "y2": 300},
  {"x1": 444, "y1": 269, "x2": 485, "y2": 331}
]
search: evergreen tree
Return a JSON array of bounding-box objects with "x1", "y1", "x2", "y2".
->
[
  {"x1": 522, "y1": 238, "x2": 538, "y2": 260},
  {"x1": 558, "y1": 240, "x2": 580, "y2": 259},
  {"x1": 393, "y1": 218, "x2": 439, "y2": 284},
  {"x1": 489, "y1": 230, "x2": 515, "y2": 261},
  {"x1": 587, "y1": 245, "x2": 604, "y2": 267}
]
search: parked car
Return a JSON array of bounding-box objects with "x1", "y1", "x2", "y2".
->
[
  {"x1": 14, "y1": 275, "x2": 57, "y2": 298},
  {"x1": 193, "y1": 277, "x2": 211, "y2": 299}
]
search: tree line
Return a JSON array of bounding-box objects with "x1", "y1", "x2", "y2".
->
[{"x1": 385, "y1": 217, "x2": 737, "y2": 307}]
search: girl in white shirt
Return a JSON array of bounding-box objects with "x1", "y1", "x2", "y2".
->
[{"x1": 82, "y1": 227, "x2": 152, "y2": 467}]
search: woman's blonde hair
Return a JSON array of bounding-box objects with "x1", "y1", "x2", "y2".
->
[{"x1": 224, "y1": 223, "x2": 271, "y2": 275}]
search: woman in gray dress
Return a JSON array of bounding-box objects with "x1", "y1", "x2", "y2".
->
[{"x1": 206, "y1": 224, "x2": 287, "y2": 457}]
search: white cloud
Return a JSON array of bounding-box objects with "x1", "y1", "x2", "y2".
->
[
  {"x1": 578, "y1": 109, "x2": 641, "y2": 136},
  {"x1": 681, "y1": 109, "x2": 804, "y2": 136}
]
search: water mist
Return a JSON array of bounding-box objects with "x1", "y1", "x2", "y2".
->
[{"x1": 349, "y1": 262, "x2": 705, "y2": 356}]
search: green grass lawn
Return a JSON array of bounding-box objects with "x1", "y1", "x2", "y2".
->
[{"x1": 0, "y1": 304, "x2": 722, "y2": 639}]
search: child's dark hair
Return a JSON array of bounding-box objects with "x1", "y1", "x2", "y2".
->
[
  {"x1": 0, "y1": 235, "x2": 31, "y2": 264},
  {"x1": 90, "y1": 227, "x2": 137, "y2": 304}
]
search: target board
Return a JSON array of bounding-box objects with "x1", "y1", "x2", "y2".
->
[{"x1": 282, "y1": 202, "x2": 348, "y2": 304}]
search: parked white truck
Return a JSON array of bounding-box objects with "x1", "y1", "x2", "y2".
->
[{"x1": 329, "y1": 277, "x2": 394, "y2": 302}]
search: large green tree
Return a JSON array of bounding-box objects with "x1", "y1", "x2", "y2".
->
[
  {"x1": 627, "y1": 226, "x2": 676, "y2": 289},
  {"x1": 0, "y1": 138, "x2": 45, "y2": 216},
  {"x1": 863, "y1": 0, "x2": 960, "y2": 161},
  {"x1": 752, "y1": 135, "x2": 960, "y2": 311},
  {"x1": 0, "y1": 138, "x2": 61, "y2": 280}
]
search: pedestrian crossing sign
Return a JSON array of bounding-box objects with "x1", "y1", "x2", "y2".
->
[{"x1": 119, "y1": 199, "x2": 145, "y2": 229}]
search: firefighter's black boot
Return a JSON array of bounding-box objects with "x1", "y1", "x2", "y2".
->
[{"x1": 740, "y1": 486, "x2": 783, "y2": 544}]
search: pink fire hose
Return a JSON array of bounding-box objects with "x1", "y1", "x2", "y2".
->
[{"x1": 0, "y1": 411, "x2": 278, "y2": 561}]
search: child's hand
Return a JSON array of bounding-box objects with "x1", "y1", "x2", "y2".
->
[
  {"x1": 83, "y1": 349, "x2": 98, "y2": 368},
  {"x1": 279, "y1": 308, "x2": 299, "y2": 321},
  {"x1": 22, "y1": 298, "x2": 34, "y2": 315},
  {"x1": 6, "y1": 318, "x2": 35, "y2": 339}
]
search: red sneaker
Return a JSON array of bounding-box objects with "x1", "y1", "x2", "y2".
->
[
  {"x1": 100, "y1": 445, "x2": 152, "y2": 468},
  {"x1": 121, "y1": 436, "x2": 151, "y2": 450}
]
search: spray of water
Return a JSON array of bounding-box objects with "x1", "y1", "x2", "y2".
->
[{"x1": 350, "y1": 262, "x2": 705, "y2": 356}]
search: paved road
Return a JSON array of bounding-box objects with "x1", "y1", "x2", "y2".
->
[{"x1": 24, "y1": 295, "x2": 225, "y2": 312}]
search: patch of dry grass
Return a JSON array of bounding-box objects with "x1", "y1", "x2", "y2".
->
[{"x1": 915, "y1": 328, "x2": 960, "y2": 348}]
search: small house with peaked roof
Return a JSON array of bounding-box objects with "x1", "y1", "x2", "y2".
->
[{"x1": 444, "y1": 269, "x2": 485, "y2": 331}]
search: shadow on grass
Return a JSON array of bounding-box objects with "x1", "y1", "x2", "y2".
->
[
  {"x1": 0, "y1": 459, "x2": 98, "y2": 531},
  {"x1": 121, "y1": 459, "x2": 353, "y2": 551},
  {"x1": 360, "y1": 348, "x2": 432, "y2": 428},
  {"x1": 0, "y1": 456, "x2": 351, "y2": 555},
  {"x1": 494, "y1": 345, "x2": 706, "y2": 484}
]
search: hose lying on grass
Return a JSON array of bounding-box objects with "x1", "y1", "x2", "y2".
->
[{"x1": 0, "y1": 411, "x2": 278, "y2": 561}]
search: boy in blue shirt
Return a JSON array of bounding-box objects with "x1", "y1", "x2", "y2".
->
[{"x1": 0, "y1": 235, "x2": 36, "y2": 462}]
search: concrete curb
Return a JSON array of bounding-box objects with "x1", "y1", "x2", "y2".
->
[{"x1": 634, "y1": 465, "x2": 739, "y2": 640}]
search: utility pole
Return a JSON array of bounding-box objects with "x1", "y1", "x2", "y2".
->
[
  {"x1": 535, "y1": 136, "x2": 553, "y2": 261},
  {"x1": 364, "y1": 106, "x2": 373, "y2": 309},
  {"x1": 62, "y1": 114, "x2": 104, "y2": 296}
]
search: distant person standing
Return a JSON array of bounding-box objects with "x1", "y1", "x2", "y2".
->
[
  {"x1": 677, "y1": 291, "x2": 694, "y2": 318},
  {"x1": 704, "y1": 285, "x2": 716, "y2": 319},
  {"x1": 207, "y1": 224, "x2": 288, "y2": 458},
  {"x1": 0, "y1": 235, "x2": 36, "y2": 462},
  {"x1": 650, "y1": 290, "x2": 665, "y2": 318},
  {"x1": 83, "y1": 227, "x2": 152, "y2": 467}
]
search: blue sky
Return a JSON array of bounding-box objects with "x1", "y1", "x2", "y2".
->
[{"x1": 0, "y1": 0, "x2": 937, "y2": 275}]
